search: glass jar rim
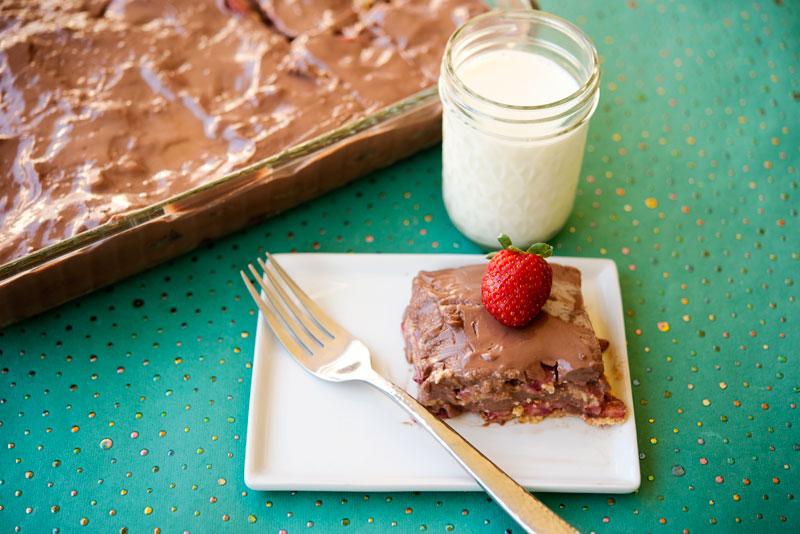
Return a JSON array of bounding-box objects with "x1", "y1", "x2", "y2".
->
[{"x1": 443, "y1": 9, "x2": 601, "y2": 112}]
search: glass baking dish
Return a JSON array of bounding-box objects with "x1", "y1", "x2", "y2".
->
[{"x1": 0, "y1": 0, "x2": 535, "y2": 326}]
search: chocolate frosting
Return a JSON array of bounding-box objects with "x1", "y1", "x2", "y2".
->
[
  {"x1": 404, "y1": 263, "x2": 605, "y2": 385},
  {"x1": 362, "y1": 0, "x2": 487, "y2": 80},
  {"x1": 255, "y1": 0, "x2": 355, "y2": 39},
  {"x1": 287, "y1": 13, "x2": 430, "y2": 112},
  {"x1": 0, "y1": 0, "x2": 487, "y2": 265}
]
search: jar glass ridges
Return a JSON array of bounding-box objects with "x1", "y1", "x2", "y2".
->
[{"x1": 439, "y1": 9, "x2": 600, "y2": 249}]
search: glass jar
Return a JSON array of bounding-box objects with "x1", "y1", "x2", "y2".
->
[{"x1": 439, "y1": 9, "x2": 600, "y2": 249}]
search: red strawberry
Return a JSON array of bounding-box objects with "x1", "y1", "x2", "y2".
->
[{"x1": 481, "y1": 234, "x2": 553, "y2": 327}]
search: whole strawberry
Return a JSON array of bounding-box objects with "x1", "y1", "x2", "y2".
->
[{"x1": 481, "y1": 234, "x2": 553, "y2": 327}]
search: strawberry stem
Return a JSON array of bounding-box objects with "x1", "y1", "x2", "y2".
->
[
  {"x1": 485, "y1": 234, "x2": 553, "y2": 259},
  {"x1": 497, "y1": 233, "x2": 523, "y2": 253}
]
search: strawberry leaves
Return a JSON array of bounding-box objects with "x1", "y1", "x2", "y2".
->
[{"x1": 485, "y1": 233, "x2": 553, "y2": 259}]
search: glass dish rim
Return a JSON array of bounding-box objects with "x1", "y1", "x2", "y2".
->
[
  {"x1": 0, "y1": 86, "x2": 439, "y2": 281},
  {"x1": 0, "y1": 0, "x2": 536, "y2": 282}
]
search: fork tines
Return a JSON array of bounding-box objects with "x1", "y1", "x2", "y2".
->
[{"x1": 240, "y1": 253, "x2": 340, "y2": 359}]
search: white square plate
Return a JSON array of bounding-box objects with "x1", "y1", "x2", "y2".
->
[{"x1": 244, "y1": 253, "x2": 640, "y2": 492}]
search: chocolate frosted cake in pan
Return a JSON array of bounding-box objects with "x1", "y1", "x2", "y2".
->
[
  {"x1": 402, "y1": 263, "x2": 627, "y2": 425},
  {"x1": 0, "y1": 0, "x2": 487, "y2": 265}
]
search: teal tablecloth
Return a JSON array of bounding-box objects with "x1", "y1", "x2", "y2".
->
[{"x1": 1, "y1": 1, "x2": 798, "y2": 532}]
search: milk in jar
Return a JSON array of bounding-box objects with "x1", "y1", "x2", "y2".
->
[{"x1": 439, "y1": 10, "x2": 600, "y2": 249}]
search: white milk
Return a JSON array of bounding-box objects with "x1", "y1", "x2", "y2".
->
[
  {"x1": 442, "y1": 49, "x2": 591, "y2": 249},
  {"x1": 439, "y1": 10, "x2": 599, "y2": 249},
  {"x1": 457, "y1": 50, "x2": 579, "y2": 108}
]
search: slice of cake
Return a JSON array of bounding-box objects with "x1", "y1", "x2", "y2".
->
[{"x1": 402, "y1": 263, "x2": 627, "y2": 425}]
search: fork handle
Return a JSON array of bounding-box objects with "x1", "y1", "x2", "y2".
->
[{"x1": 364, "y1": 371, "x2": 581, "y2": 534}]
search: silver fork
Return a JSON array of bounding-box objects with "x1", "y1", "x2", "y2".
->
[{"x1": 241, "y1": 253, "x2": 580, "y2": 534}]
